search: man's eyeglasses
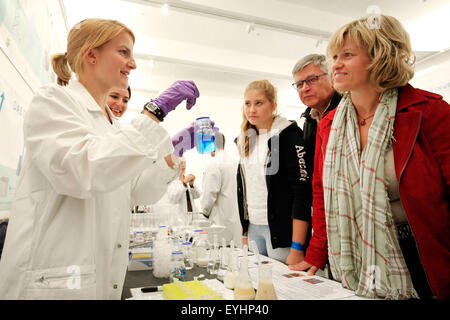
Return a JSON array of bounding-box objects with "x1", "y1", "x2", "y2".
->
[{"x1": 292, "y1": 73, "x2": 328, "y2": 90}]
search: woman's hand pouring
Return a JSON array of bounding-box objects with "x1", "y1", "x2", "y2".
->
[{"x1": 171, "y1": 120, "x2": 219, "y2": 157}]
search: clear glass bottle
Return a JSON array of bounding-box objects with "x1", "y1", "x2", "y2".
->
[
  {"x1": 195, "y1": 116, "x2": 216, "y2": 154},
  {"x1": 255, "y1": 264, "x2": 278, "y2": 300},
  {"x1": 169, "y1": 251, "x2": 186, "y2": 282},
  {"x1": 195, "y1": 232, "x2": 210, "y2": 267}
]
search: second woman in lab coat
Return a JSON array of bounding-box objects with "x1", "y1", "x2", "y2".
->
[
  {"x1": 166, "y1": 159, "x2": 201, "y2": 227},
  {"x1": 0, "y1": 18, "x2": 200, "y2": 299},
  {"x1": 200, "y1": 132, "x2": 242, "y2": 246}
]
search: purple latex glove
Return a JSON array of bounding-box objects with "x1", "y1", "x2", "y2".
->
[
  {"x1": 172, "y1": 121, "x2": 219, "y2": 157},
  {"x1": 152, "y1": 80, "x2": 200, "y2": 116}
]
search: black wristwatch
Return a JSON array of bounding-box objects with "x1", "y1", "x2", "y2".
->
[{"x1": 143, "y1": 101, "x2": 165, "y2": 122}]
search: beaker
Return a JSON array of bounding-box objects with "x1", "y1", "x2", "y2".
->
[
  {"x1": 195, "y1": 232, "x2": 210, "y2": 267},
  {"x1": 181, "y1": 242, "x2": 194, "y2": 270}
]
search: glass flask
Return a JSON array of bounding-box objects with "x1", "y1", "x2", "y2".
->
[
  {"x1": 223, "y1": 251, "x2": 238, "y2": 289},
  {"x1": 255, "y1": 264, "x2": 278, "y2": 300},
  {"x1": 195, "y1": 117, "x2": 216, "y2": 154},
  {"x1": 233, "y1": 257, "x2": 255, "y2": 300},
  {"x1": 233, "y1": 246, "x2": 255, "y2": 300}
]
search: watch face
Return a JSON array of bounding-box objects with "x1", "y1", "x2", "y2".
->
[{"x1": 145, "y1": 102, "x2": 164, "y2": 121}]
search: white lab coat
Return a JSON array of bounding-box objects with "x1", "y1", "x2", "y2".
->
[
  {"x1": 0, "y1": 80, "x2": 178, "y2": 299},
  {"x1": 166, "y1": 179, "x2": 201, "y2": 226},
  {"x1": 200, "y1": 151, "x2": 242, "y2": 246}
]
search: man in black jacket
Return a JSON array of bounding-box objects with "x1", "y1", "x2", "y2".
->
[
  {"x1": 290, "y1": 54, "x2": 341, "y2": 276},
  {"x1": 292, "y1": 54, "x2": 341, "y2": 185}
]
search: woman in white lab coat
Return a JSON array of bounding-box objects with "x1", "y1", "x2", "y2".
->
[
  {"x1": 0, "y1": 18, "x2": 200, "y2": 299},
  {"x1": 200, "y1": 132, "x2": 242, "y2": 246},
  {"x1": 166, "y1": 159, "x2": 201, "y2": 227}
]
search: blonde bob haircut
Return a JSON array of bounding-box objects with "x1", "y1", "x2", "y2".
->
[
  {"x1": 51, "y1": 18, "x2": 135, "y2": 86},
  {"x1": 238, "y1": 79, "x2": 278, "y2": 158},
  {"x1": 327, "y1": 14, "x2": 415, "y2": 93}
]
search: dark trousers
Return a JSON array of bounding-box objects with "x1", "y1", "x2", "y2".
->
[{"x1": 397, "y1": 223, "x2": 434, "y2": 299}]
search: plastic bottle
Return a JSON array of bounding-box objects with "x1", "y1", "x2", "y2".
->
[
  {"x1": 169, "y1": 251, "x2": 186, "y2": 282},
  {"x1": 196, "y1": 232, "x2": 210, "y2": 267},
  {"x1": 255, "y1": 264, "x2": 278, "y2": 300},
  {"x1": 233, "y1": 245, "x2": 255, "y2": 300},
  {"x1": 195, "y1": 117, "x2": 216, "y2": 154}
]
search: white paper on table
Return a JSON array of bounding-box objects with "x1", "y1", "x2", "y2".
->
[{"x1": 244, "y1": 254, "x2": 360, "y2": 300}]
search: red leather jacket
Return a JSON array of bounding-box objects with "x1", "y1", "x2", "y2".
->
[{"x1": 305, "y1": 84, "x2": 450, "y2": 299}]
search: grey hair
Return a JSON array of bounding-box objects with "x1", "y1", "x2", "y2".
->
[{"x1": 291, "y1": 54, "x2": 329, "y2": 77}]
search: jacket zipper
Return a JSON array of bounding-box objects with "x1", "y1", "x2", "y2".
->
[
  {"x1": 397, "y1": 113, "x2": 433, "y2": 296},
  {"x1": 239, "y1": 164, "x2": 249, "y2": 221}
]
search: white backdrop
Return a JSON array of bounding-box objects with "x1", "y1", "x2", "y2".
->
[{"x1": 0, "y1": 0, "x2": 66, "y2": 218}]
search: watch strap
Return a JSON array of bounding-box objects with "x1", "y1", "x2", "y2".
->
[{"x1": 143, "y1": 101, "x2": 165, "y2": 121}]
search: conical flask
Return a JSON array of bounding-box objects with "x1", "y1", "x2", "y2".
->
[
  {"x1": 255, "y1": 264, "x2": 278, "y2": 300},
  {"x1": 233, "y1": 245, "x2": 255, "y2": 300}
]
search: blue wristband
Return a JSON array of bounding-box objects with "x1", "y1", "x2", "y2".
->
[{"x1": 291, "y1": 241, "x2": 305, "y2": 251}]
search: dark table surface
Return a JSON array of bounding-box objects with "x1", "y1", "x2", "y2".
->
[{"x1": 121, "y1": 266, "x2": 217, "y2": 300}]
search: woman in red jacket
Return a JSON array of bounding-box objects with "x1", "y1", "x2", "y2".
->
[{"x1": 289, "y1": 14, "x2": 449, "y2": 299}]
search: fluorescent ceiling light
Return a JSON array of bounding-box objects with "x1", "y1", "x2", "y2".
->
[{"x1": 161, "y1": 3, "x2": 168, "y2": 15}]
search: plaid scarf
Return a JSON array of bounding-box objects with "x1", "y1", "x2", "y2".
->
[{"x1": 322, "y1": 89, "x2": 418, "y2": 299}]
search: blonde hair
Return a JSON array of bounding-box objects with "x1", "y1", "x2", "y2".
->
[
  {"x1": 327, "y1": 14, "x2": 415, "y2": 92},
  {"x1": 51, "y1": 18, "x2": 135, "y2": 86},
  {"x1": 238, "y1": 79, "x2": 278, "y2": 157}
]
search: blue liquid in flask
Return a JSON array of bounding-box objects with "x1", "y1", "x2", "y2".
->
[{"x1": 195, "y1": 132, "x2": 216, "y2": 154}]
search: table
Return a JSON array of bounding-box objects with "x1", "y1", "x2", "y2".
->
[{"x1": 122, "y1": 249, "x2": 371, "y2": 300}]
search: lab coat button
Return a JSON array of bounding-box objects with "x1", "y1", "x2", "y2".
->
[
  {"x1": 113, "y1": 284, "x2": 118, "y2": 289},
  {"x1": 117, "y1": 244, "x2": 122, "y2": 249}
]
